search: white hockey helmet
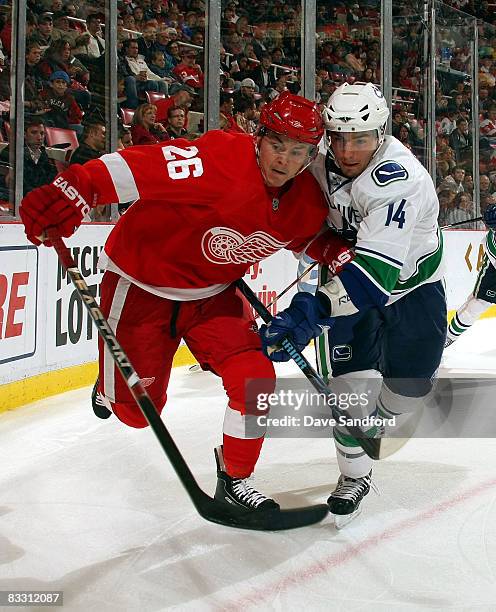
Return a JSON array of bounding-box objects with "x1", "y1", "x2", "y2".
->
[{"x1": 323, "y1": 82, "x2": 390, "y2": 152}]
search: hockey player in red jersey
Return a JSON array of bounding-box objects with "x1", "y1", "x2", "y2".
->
[{"x1": 20, "y1": 92, "x2": 351, "y2": 516}]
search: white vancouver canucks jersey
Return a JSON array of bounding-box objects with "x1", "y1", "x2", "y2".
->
[{"x1": 310, "y1": 135, "x2": 444, "y2": 306}]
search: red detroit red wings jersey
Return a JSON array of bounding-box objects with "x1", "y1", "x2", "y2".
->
[{"x1": 81, "y1": 130, "x2": 328, "y2": 299}]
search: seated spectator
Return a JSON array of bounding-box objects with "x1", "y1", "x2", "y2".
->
[
  {"x1": 234, "y1": 97, "x2": 257, "y2": 134},
  {"x1": 51, "y1": 10, "x2": 80, "y2": 47},
  {"x1": 40, "y1": 70, "x2": 84, "y2": 135},
  {"x1": 251, "y1": 52, "x2": 277, "y2": 95},
  {"x1": 233, "y1": 77, "x2": 257, "y2": 107},
  {"x1": 166, "y1": 106, "x2": 188, "y2": 139},
  {"x1": 0, "y1": 117, "x2": 57, "y2": 197},
  {"x1": 437, "y1": 166, "x2": 466, "y2": 194},
  {"x1": 33, "y1": 13, "x2": 54, "y2": 49},
  {"x1": 123, "y1": 38, "x2": 169, "y2": 96},
  {"x1": 130, "y1": 103, "x2": 170, "y2": 145},
  {"x1": 172, "y1": 48, "x2": 204, "y2": 90},
  {"x1": 149, "y1": 50, "x2": 174, "y2": 80},
  {"x1": 445, "y1": 191, "x2": 474, "y2": 227},
  {"x1": 219, "y1": 91, "x2": 244, "y2": 133},
  {"x1": 480, "y1": 106, "x2": 496, "y2": 145},
  {"x1": 117, "y1": 126, "x2": 133, "y2": 150},
  {"x1": 449, "y1": 118, "x2": 472, "y2": 168},
  {"x1": 74, "y1": 13, "x2": 105, "y2": 62},
  {"x1": 165, "y1": 40, "x2": 182, "y2": 66},
  {"x1": 70, "y1": 122, "x2": 106, "y2": 165},
  {"x1": 138, "y1": 23, "x2": 158, "y2": 62},
  {"x1": 38, "y1": 39, "x2": 91, "y2": 110},
  {"x1": 155, "y1": 82, "x2": 196, "y2": 125}
]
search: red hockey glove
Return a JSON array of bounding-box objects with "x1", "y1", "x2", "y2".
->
[
  {"x1": 305, "y1": 229, "x2": 355, "y2": 275},
  {"x1": 20, "y1": 165, "x2": 95, "y2": 246}
]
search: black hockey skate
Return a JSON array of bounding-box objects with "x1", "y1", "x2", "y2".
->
[
  {"x1": 91, "y1": 377, "x2": 112, "y2": 419},
  {"x1": 328, "y1": 471, "x2": 373, "y2": 528},
  {"x1": 214, "y1": 446, "x2": 279, "y2": 513}
]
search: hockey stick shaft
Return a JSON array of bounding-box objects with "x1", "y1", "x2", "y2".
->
[
  {"x1": 260, "y1": 261, "x2": 318, "y2": 314},
  {"x1": 236, "y1": 278, "x2": 379, "y2": 459},
  {"x1": 49, "y1": 231, "x2": 329, "y2": 530},
  {"x1": 441, "y1": 216, "x2": 482, "y2": 229},
  {"x1": 47, "y1": 231, "x2": 213, "y2": 511}
]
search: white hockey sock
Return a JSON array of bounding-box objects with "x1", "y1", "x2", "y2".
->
[
  {"x1": 447, "y1": 296, "x2": 490, "y2": 342},
  {"x1": 332, "y1": 370, "x2": 382, "y2": 479}
]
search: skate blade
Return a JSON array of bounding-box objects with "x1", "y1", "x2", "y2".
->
[{"x1": 333, "y1": 508, "x2": 362, "y2": 529}]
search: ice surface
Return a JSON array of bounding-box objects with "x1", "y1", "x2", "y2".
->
[{"x1": 1, "y1": 320, "x2": 496, "y2": 611}]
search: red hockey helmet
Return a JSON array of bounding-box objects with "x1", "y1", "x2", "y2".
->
[{"x1": 258, "y1": 91, "x2": 324, "y2": 146}]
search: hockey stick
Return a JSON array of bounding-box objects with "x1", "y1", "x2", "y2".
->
[
  {"x1": 441, "y1": 216, "x2": 482, "y2": 230},
  {"x1": 236, "y1": 278, "x2": 380, "y2": 460},
  {"x1": 48, "y1": 230, "x2": 328, "y2": 531},
  {"x1": 260, "y1": 261, "x2": 318, "y2": 315}
]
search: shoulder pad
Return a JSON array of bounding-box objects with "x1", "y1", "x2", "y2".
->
[{"x1": 371, "y1": 160, "x2": 409, "y2": 187}]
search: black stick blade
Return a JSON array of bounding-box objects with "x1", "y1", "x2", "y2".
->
[{"x1": 198, "y1": 500, "x2": 329, "y2": 531}]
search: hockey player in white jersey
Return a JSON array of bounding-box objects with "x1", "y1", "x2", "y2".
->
[
  {"x1": 445, "y1": 204, "x2": 496, "y2": 347},
  {"x1": 259, "y1": 82, "x2": 447, "y2": 522}
]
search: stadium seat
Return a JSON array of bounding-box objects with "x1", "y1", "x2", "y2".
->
[
  {"x1": 120, "y1": 107, "x2": 135, "y2": 127},
  {"x1": 44, "y1": 126, "x2": 80, "y2": 171},
  {"x1": 146, "y1": 91, "x2": 168, "y2": 105}
]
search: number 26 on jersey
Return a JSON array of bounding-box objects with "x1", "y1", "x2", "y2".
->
[{"x1": 162, "y1": 145, "x2": 204, "y2": 180}]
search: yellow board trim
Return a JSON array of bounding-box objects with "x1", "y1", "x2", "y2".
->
[
  {"x1": 4, "y1": 308, "x2": 496, "y2": 414},
  {"x1": 447, "y1": 305, "x2": 496, "y2": 321},
  {"x1": 0, "y1": 345, "x2": 196, "y2": 414}
]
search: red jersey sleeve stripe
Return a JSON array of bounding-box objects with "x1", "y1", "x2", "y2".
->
[{"x1": 99, "y1": 153, "x2": 140, "y2": 202}]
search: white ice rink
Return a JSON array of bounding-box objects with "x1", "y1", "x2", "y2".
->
[{"x1": 2, "y1": 319, "x2": 496, "y2": 611}]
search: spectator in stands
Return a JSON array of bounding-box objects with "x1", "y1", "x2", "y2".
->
[
  {"x1": 123, "y1": 38, "x2": 169, "y2": 95},
  {"x1": 33, "y1": 13, "x2": 54, "y2": 48},
  {"x1": 0, "y1": 118, "x2": 57, "y2": 196},
  {"x1": 155, "y1": 25, "x2": 172, "y2": 56},
  {"x1": 130, "y1": 103, "x2": 169, "y2": 145},
  {"x1": 38, "y1": 40, "x2": 91, "y2": 111},
  {"x1": 40, "y1": 70, "x2": 83, "y2": 135},
  {"x1": 480, "y1": 106, "x2": 496, "y2": 145},
  {"x1": 155, "y1": 82, "x2": 196, "y2": 125},
  {"x1": 149, "y1": 50, "x2": 174, "y2": 80},
  {"x1": 449, "y1": 117, "x2": 472, "y2": 167},
  {"x1": 138, "y1": 23, "x2": 158, "y2": 62},
  {"x1": 463, "y1": 171, "x2": 474, "y2": 195},
  {"x1": 165, "y1": 41, "x2": 182, "y2": 66},
  {"x1": 234, "y1": 97, "x2": 257, "y2": 134},
  {"x1": 480, "y1": 174, "x2": 495, "y2": 201},
  {"x1": 251, "y1": 24, "x2": 269, "y2": 60},
  {"x1": 251, "y1": 53, "x2": 277, "y2": 95},
  {"x1": 446, "y1": 191, "x2": 474, "y2": 227},
  {"x1": 479, "y1": 87, "x2": 492, "y2": 113},
  {"x1": 172, "y1": 48, "x2": 204, "y2": 90},
  {"x1": 166, "y1": 106, "x2": 188, "y2": 139},
  {"x1": 70, "y1": 122, "x2": 106, "y2": 165},
  {"x1": 118, "y1": 126, "x2": 133, "y2": 150},
  {"x1": 219, "y1": 91, "x2": 243, "y2": 133},
  {"x1": 437, "y1": 166, "x2": 466, "y2": 194},
  {"x1": 74, "y1": 14, "x2": 105, "y2": 61},
  {"x1": 51, "y1": 11, "x2": 79, "y2": 47},
  {"x1": 268, "y1": 75, "x2": 288, "y2": 100}
]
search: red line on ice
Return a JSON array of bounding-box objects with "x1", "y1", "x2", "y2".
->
[{"x1": 220, "y1": 476, "x2": 496, "y2": 610}]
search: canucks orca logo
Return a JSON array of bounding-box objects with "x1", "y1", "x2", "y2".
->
[{"x1": 372, "y1": 161, "x2": 409, "y2": 186}]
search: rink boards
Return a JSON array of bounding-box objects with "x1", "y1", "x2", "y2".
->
[{"x1": 0, "y1": 222, "x2": 494, "y2": 412}]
